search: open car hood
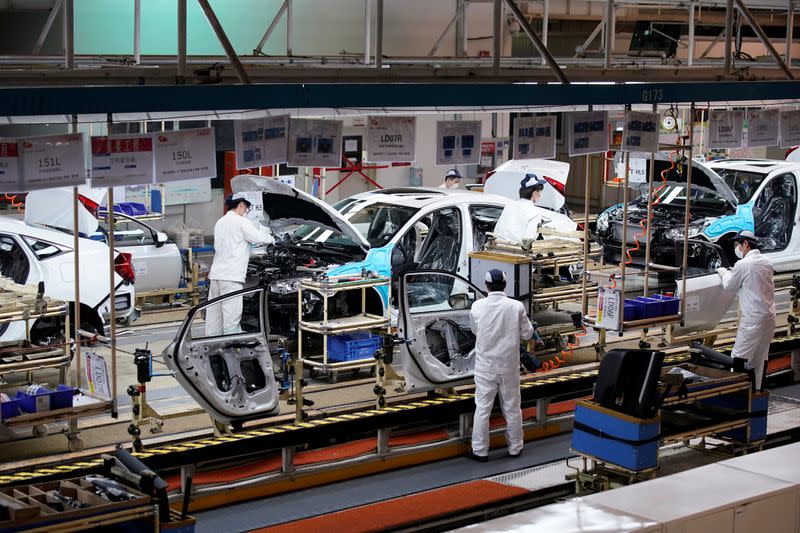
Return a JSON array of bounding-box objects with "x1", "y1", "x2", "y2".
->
[
  {"x1": 24, "y1": 186, "x2": 106, "y2": 236},
  {"x1": 484, "y1": 159, "x2": 569, "y2": 211},
  {"x1": 649, "y1": 154, "x2": 739, "y2": 206},
  {"x1": 230, "y1": 175, "x2": 370, "y2": 252}
]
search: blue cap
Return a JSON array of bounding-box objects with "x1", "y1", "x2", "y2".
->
[
  {"x1": 520, "y1": 173, "x2": 546, "y2": 188},
  {"x1": 484, "y1": 268, "x2": 507, "y2": 284},
  {"x1": 446, "y1": 168, "x2": 462, "y2": 179}
]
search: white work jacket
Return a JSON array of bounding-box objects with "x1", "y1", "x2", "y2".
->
[
  {"x1": 469, "y1": 292, "x2": 534, "y2": 375},
  {"x1": 209, "y1": 211, "x2": 275, "y2": 284},
  {"x1": 493, "y1": 199, "x2": 543, "y2": 243},
  {"x1": 719, "y1": 249, "x2": 776, "y2": 322}
]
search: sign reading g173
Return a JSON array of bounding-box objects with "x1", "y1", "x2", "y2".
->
[
  {"x1": 366, "y1": 116, "x2": 416, "y2": 162},
  {"x1": 154, "y1": 128, "x2": 216, "y2": 183}
]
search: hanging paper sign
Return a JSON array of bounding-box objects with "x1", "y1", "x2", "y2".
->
[
  {"x1": 708, "y1": 110, "x2": 744, "y2": 149},
  {"x1": 780, "y1": 110, "x2": 800, "y2": 147},
  {"x1": 154, "y1": 128, "x2": 216, "y2": 183},
  {"x1": 745, "y1": 109, "x2": 780, "y2": 148},
  {"x1": 19, "y1": 133, "x2": 87, "y2": 191},
  {"x1": 596, "y1": 286, "x2": 622, "y2": 331},
  {"x1": 366, "y1": 116, "x2": 416, "y2": 162},
  {"x1": 614, "y1": 153, "x2": 648, "y2": 184},
  {"x1": 622, "y1": 111, "x2": 659, "y2": 153},
  {"x1": 83, "y1": 352, "x2": 111, "y2": 400},
  {"x1": 288, "y1": 119, "x2": 343, "y2": 167},
  {"x1": 90, "y1": 135, "x2": 154, "y2": 187},
  {"x1": 567, "y1": 111, "x2": 609, "y2": 156},
  {"x1": 435, "y1": 120, "x2": 482, "y2": 165},
  {"x1": 513, "y1": 116, "x2": 557, "y2": 159},
  {"x1": 235, "y1": 190, "x2": 265, "y2": 224},
  {"x1": 0, "y1": 140, "x2": 21, "y2": 193},
  {"x1": 234, "y1": 115, "x2": 289, "y2": 169}
]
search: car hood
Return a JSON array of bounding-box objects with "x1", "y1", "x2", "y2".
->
[
  {"x1": 24, "y1": 186, "x2": 106, "y2": 236},
  {"x1": 484, "y1": 159, "x2": 569, "y2": 211},
  {"x1": 649, "y1": 154, "x2": 739, "y2": 206},
  {"x1": 230, "y1": 175, "x2": 370, "y2": 252}
]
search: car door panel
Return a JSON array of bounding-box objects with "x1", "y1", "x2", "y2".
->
[
  {"x1": 398, "y1": 270, "x2": 485, "y2": 391},
  {"x1": 674, "y1": 241, "x2": 736, "y2": 335},
  {"x1": 163, "y1": 287, "x2": 279, "y2": 424}
]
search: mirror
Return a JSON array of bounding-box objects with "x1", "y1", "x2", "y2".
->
[
  {"x1": 155, "y1": 231, "x2": 168, "y2": 248},
  {"x1": 391, "y1": 246, "x2": 407, "y2": 267},
  {"x1": 448, "y1": 293, "x2": 474, "y2": 310}
]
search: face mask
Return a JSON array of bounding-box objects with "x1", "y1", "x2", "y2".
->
[{"x1": 734, "y1": 244, "x2": 744, "y2": 259}]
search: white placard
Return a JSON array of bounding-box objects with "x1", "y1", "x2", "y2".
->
[
  {"x1": 234, "y1": 115, "x2": 289, "y2": 169},
  {"x1": 154, "y1": 128, "x2": 216, "y2": 183},
  {"x1": 708, "y1": 110, "x2": 744, "y2": 149},
  {"x1": 780, "y1": 110, "x2": 800, "y2": 147},
  {"x1": 90, "y1": 134, "x2": 154, "y2": 187},
  {"x1": 596, "y1": 286, "x2": 622, "y2": 331},
  {"x1": 83, "y1": 352, "x2": 111, "y2": 400},
  {"x1": 614, "y1": 154, "x2": 648, "y2": 184},
  {"x1": 277, "y1": 175, "x2": 296, "y2": 187},
  {"x1": 622, "y1": 111, "x2": 659, "y2": 152},
  {"x1": 164, "y1": 178, "x2": 212, "y2": 206},
  {"x1": 0, "y1": 139, "x2": 21, "y2": 193},
  {"x1": 288, "y1": 119, "x2": 343, "y2": 167},
  {"x1": 567, "y1": 111, "x2": 609, "y2": 156},
  {"x1": 746, "y1": 109, "x2": 780, "y2": 147},
  {"x1": 236, "y1": 190, "x2": 264, "y2": 224},
  {"x1": 366, "y1": 116, "x2": 417, "y2": 162},
  {"x1": 435, "y1": 120, "x2": 482, "y2": 165},
  {"x1": 513, "y1": 116, "x2": 557, "y2": 159},
  {"x1": 18, "y1": 133, "x2": 87, "y2": 191}
]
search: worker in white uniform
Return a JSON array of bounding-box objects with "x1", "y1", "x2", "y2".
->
[
  {"x1": 716, "y1": 230, "x2": 775, "y2": 390},
  {"x1": 492, "y1": 174, "x2": 546, "y2": 244},
  {"x1": 468, "y1": 269, "x2": 534, "y2": 461},
  {"x1": 439, "y1": 168, "x2": 462, "y2": 189},
  {"x1": 206, "y1": 193, "x2": 275, "y2": 336}
]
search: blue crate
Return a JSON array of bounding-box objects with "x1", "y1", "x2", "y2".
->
[
  {"x1": 651, "y1": 294, "x2": 680, "y2": 315},
  {"x1": 573, "y1": 428, "x2": 659, "y2": 471},
  {"x1": 623, "y1": 300, "x2": 640, "y2": 321},
  {"x1": 52, "y1": 385, "x2": 77, "y2": 410},
  {"x1": 0, "y1": 397, "x2": 22, "y2": 421},
  {"x1": 16, "y1": 385, "x2": 76, "y2": 413},
  {"x1": 634, "y1": 296, "x2": 664, "y2": 319},
  {"x1": 328, "y1": 333, "x2": 382, "y2": 362}
]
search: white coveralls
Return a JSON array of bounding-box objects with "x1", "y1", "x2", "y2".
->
[
  {"x1": 492, "y1": 199, "x2": 543, "y2": 244},
  {"x1": 719, "y1": 249, "x2": 776, "y2": 389},
  {"x1": 206, "y1": 211, "x2": 274, "y2": 336},
  {"x1": 469, "y1": 292, "x2": 534, "y2": 457}
]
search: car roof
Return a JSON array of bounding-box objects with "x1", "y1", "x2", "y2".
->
[
  {"x1": 347, "y1": 188, "x2": 512, "y2": 209},
  {"x1": 0, "y1": 216, "x2": 105, "y2": 249},
  {"x1": 706, "y1": 159, "x2": 800, "y2": 174}
]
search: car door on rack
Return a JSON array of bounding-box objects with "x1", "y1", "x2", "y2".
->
[
  {"x1": 398, "y1": 270, "x2": 485, "y2": 391},
  {"x1": 163, "y1": 287, "x2": 279, "y2": 424}
]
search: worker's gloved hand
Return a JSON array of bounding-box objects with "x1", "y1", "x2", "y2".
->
[
  {"x1": 520, "y1": 348, "x2": 542, "y2": 372},
  {"x1": 716, "y1": 267, "x2": 728, "y2": 277}
]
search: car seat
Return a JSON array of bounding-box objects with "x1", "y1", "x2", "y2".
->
[{"x1": 417, "y1": 212, "x2": 460, "y2": 271}]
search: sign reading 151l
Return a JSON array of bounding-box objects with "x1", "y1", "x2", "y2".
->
[
  {"x1": 38, "y1": 157, "x2": 62, "y2": 168},
  {"x1": 172, "y1": 150, "x2": 192, "y2": 161}
]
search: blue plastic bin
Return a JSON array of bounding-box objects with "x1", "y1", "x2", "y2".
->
[
  {"x1": 123, "y1": 202, "x2": 148, "y2": 216},
  {"x1": 0, "y1": 397, "x2": 22, "y2": 420},
  {"x1": 328, "y1": 333, "x2": 382, "y2": 362},
  {"x1": 651, "y1": 294, "x2": 680, "y2": 316},
  {"x1": 17, "y1": 385, "x2": 76, "y2": 413},
  {"x1": 52, "y1": 385, "x2": 77, "y2": 410},
  {"x1": 634, "y1": 296, "x2": 664, "y2": 319},
  {"x1": 623, "y1": 300, "x2": 640, "y2": 321}
]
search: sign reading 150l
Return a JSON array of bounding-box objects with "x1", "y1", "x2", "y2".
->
[
  {"x1": 641, "y1": 89, "x2": 664, "y2": 103},
  {"x1": 172, "y1": 150, "x2": 192, "y2": 161}
]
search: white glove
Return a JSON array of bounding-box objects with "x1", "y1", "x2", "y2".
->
[{"x1": 716, "y1": 267, "x2": 728, "y2": 277}]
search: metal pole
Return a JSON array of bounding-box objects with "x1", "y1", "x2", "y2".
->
[
  {"x1": 32, "y1": 0, "x2": 63, "y2": 55},
  {"x1": 376, "y1": 0, "x2": 384, "y2": 68},
  {"x1": 542, "y1": 0, "x2": 550, "y2": 66},
  {"x1": 681, "y1": 105, "x2": 695, "y2": 323},
  {"x1": 575, "y1": 20, "x2": 603, "y2": 57},
  {"x1": 581, "y1": 154, "x2": 591, "y2": 318},
  {"x1": 688, "y1": 1, "x2": 695, "y2": 66},
  {"x1": 196, "y1": 0, "x2": 252, "y2": 84},
  {"x1": 178, "y1": 0, "x2": 187, "y2": 81},
  {"x1": 735, "y1": 0, "x2": 795, "y2": 79},
  {"x1": 700, "y1": 28, "x2": 726, "y2": 60},
  {"x1": 504, "y1": 0, "x2": 569, "y2": 84},
  {"x1": 619, "y1": 151, "x2": 631, "y2": 314},
  {"x1": 428, "y1": 7, "x2": 463, "y2": 56},
  {"x1": 71, "y1": 114, "x2": 82, "y2": 394},
  {"x1": 134, "y1": 0, "x2": 141, "y2": 64},
  {"x1": 364, "y1": 0, "x2": 371, "y2": 65},
  {"x1": 642, "y1": 103, "x2": 658, "y2": 298},
  {"x1": 493, "y1": 0, "x2": 502, "y2": 72},
  {"x1": 63, "y1": 0, "x2": 74, "y2": 69},
  {"x1": 604, "y1": 0, "x2": 614, "y2": 69},
  {"x1": 725, "y1": 0, "x2": 733, "y2": 74},
  {"x1": 107, "y1": 186, "x2": 118, "y2": 417},
  {"x1": 788, "y1": 0, "x2": 795, "y2": 66},
  {"x1": 286, "y1": 0, "x2": 293, "y2": 56},
  {"x1": 254, "y1": 0, "x2": 288, "y2": 54}
]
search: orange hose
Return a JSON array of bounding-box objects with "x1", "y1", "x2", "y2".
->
[
  {"x1": 537, "y1": 327, "x2": 587, "y2": 373},
  {"x1": 4, "y1": 194, "x2": 23, "y2": 212}
]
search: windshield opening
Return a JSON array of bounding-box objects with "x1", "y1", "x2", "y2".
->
[
  {"x1": 714, "y1": 169, "x2": 769, "y2": 204},
  {"x1": 293, "y1": 200, "x2": 419, "y2": 248},
  {"x1": 641, "y1": 184, "x2": 732, "y2": 211}
]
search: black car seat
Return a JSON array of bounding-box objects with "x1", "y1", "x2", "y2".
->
[{"x1": 417, "y1": 212, "x2": 460, "y2": 271}]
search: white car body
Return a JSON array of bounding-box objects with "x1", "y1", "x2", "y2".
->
[{"x1": 0, "y1": 217, "x2": 136, "y2": 342}]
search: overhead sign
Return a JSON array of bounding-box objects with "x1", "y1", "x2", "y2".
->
[
  {"x1": 366, "y1": 116, "x2": 416, "y2": 162},
  {"x1": 154, "y1": 128, "x2": 216, "y2": 183},
  {"x1": 288, "y1": 119, "x2": 343, "y2": 167},
  {"x1": 513, "y1": 116, "x2": 557, "y2": 160},
  {"x1": 780, "y1": 110, "x2": 800, "y2": 147},
  {"x1": 622, "y1": 111, "x2": 659, "y2": 153},
  {"x1": 90, "y1": 135, "x2": 154, "y2": 187},
  {"x1": 567, "y1": 111, "x2": 609, "y2": 156},
  {"x1": 435, "y1": 120, "x2": 482, "y2": 165},
  {"x1": 708, "y1": 110, "x2": 744, "y2": 149},
  {"x1": 19, "y1": 133, "x2": 87, "y2": 191},
  {"x1": 234, "y1": 115, "x2": 289, "y2": 169},
  {"x1": 0, "y1": 140, "x2": 20, "y2": 193},
  {"x1": 746, "y1": 109, "x2": 780, "y2": 148}
]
